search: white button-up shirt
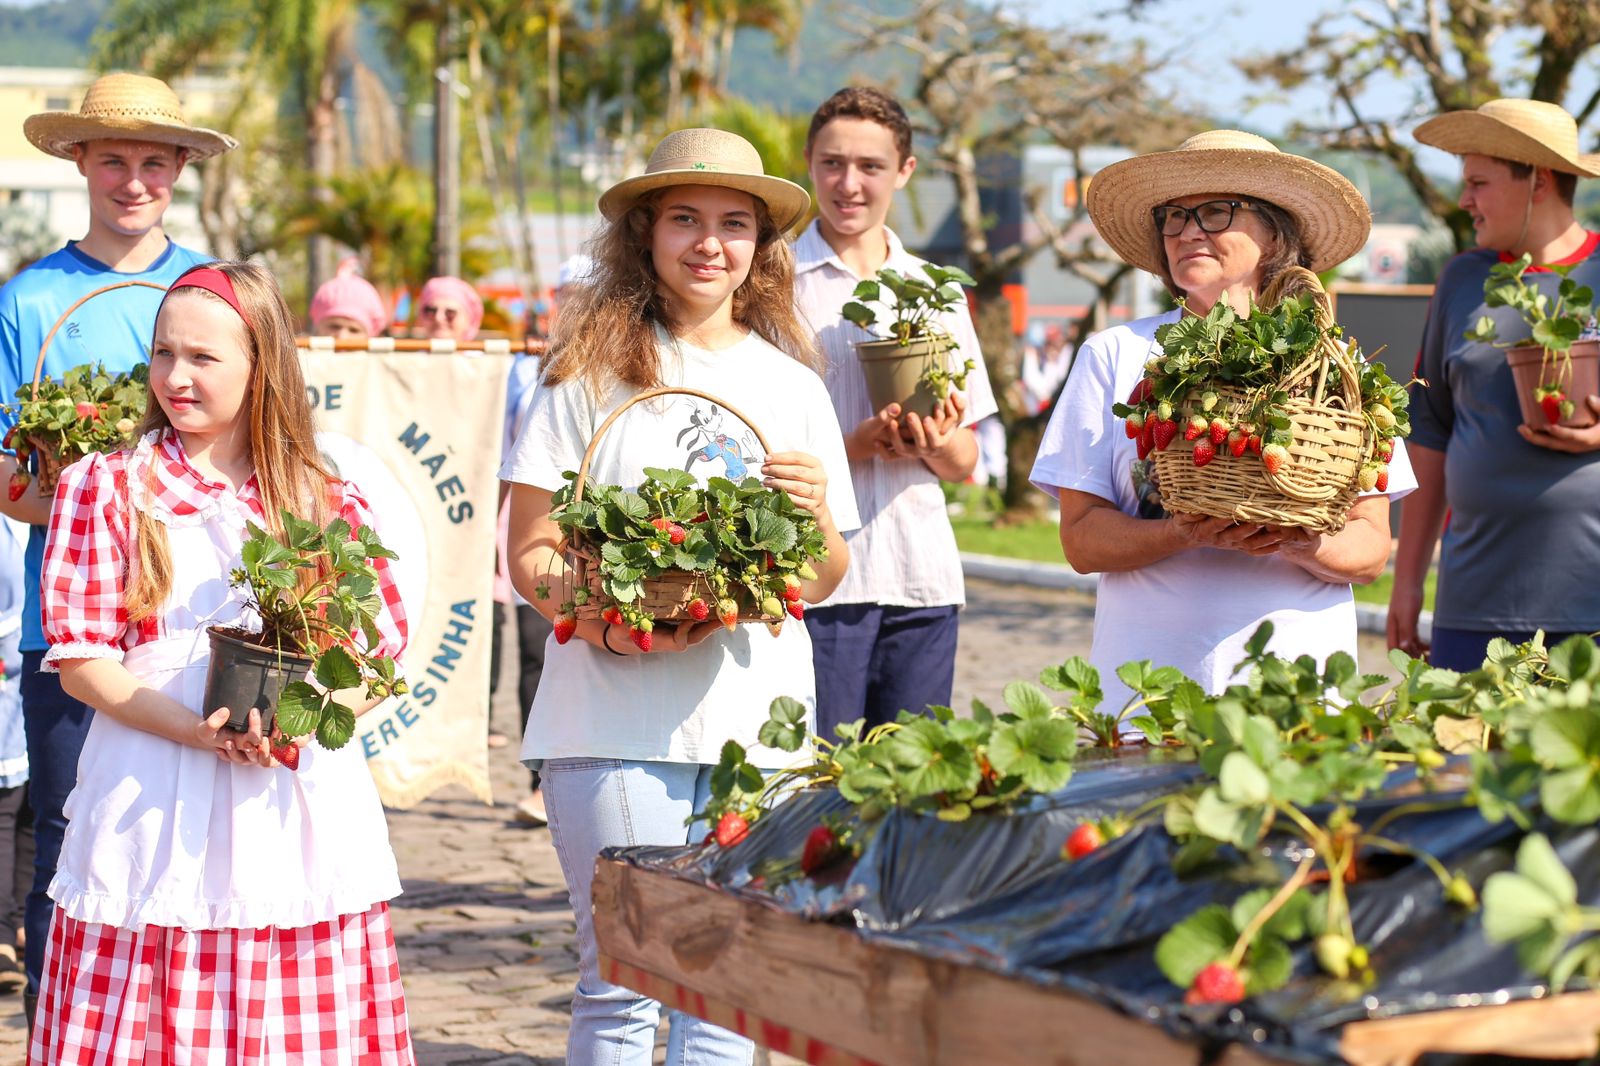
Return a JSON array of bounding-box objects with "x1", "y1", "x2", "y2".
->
[{"x1": 793, "y1": 220, "x2": 998, "y2": 608}]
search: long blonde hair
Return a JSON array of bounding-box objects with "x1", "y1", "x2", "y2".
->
[
  {"x1": 125, "y1": 261, "x2": 334, "y2": 621},
  {"x1": 540, "y1": 187, "x2": 822, "y2": 395}
]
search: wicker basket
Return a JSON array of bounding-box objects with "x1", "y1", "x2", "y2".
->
[
  {"x1": 25, "y1": 280, "x2": 168, "y2": 491},
  {"x1": 562, "y1": 386, "x2": 783, "y2": 625},
  {"x1": 1150, "y1": 270, "x2": 1373, "y2": 535}
]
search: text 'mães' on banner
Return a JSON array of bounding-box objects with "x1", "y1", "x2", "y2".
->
[{"x1": 301, "y1": 351, "x2": 509, "y2": 808}]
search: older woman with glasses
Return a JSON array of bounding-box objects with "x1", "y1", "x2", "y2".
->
[{"x1": 1030, "y1": 131, "x2": 1417, "y2": 712}]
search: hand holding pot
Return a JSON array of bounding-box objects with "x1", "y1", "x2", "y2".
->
[
  {"x1": 197, "y1": 705, "x2": 269, "y2": 765},
  {"x1": 1518, "y1": 394, "x2": 1600, "y2": 453}
]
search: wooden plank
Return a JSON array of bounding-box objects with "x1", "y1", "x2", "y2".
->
[
  {"x1": 1340, "y1": 990, "x2": 1600, "y2": 1066},
  {"x1": 592, "y1": 858, "x2": 1214, "y2": 1066}
]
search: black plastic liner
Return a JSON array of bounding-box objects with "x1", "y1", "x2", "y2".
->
[{"x1": 603, "y1": 754, "x2": 1599, "y2": 1063}]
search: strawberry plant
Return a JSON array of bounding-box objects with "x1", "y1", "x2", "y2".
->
[
  {"x1": 1466, "y1": 254, "x2": 1597, "y2": 425},
  {"x1": 219, "y1": 510, "x2": 407, "y2": 751},
  {"x1": 544, "y1": 466, "x2": 828, "y2": 635},
  {"x1": 1112, "y1": 294, "x2": 1410, "y2": 486},
  {"x1": 1482, "y1": 833, "x2": 1600, "y2": 991},
  {"x1": 3, "y1": 362, "x2": 148, "y2": 495},
  {"x1": 841, "y1": 262, "x2": 978, "y2": 402}
]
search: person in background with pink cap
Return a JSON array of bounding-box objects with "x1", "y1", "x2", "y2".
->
[
  {"x1": 416, "y1": 275, "x2": 483, "y2": 343},
  {"x1": 309, "y1": 260, "x2": 389, "y2": 342}
]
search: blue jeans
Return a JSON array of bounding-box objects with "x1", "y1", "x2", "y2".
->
[
  {"x1": 542, "y1": 757, "x2": 754, "y2": 1066},
  {"x1": 806, "y1": 603, "x2": 960, "y2": 739},
  {"x1": 1430, "y1": 626, "x2": 1587, "y2": 672},
  {"x1": 20, "y1": 651, "x2": 93, "y2": 995}
]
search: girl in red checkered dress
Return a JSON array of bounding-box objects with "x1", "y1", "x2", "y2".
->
[{"x1": 29, "y1": 262, "x2": 414, "y2": 1065}]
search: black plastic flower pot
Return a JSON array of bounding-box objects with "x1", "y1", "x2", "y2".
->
[{"x1": 203, "y1": 626, "x2": 313, "y2": 735}]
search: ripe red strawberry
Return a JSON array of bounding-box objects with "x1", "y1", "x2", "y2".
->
[
  {"x1": 1124, "y1": 410, "x2": 1145, "y2": 439},
  {"x1": 1, "y1": 426, "x2": 14, "y2": 450},
  {"x1": 1375, "y1": 465, "x2": 1389, "y2": 492},
  {"x1": 1062, "y1": 823, "x2": 1103, "y2": 860},
  {"x1": 1185, "y1": 961, "x2": 1246, "y2": 1005},
  {"x1": 1227, "y1": 428, "x2": 1248, "y2": 457},
  {"x1": 717, "y1": 597, "x2": 739, "y2": 631},
  {"x1": 271, "y1": 739, "x2": 301, "y2": 772},
  {"x1": 1541, "y1": 390, "x2": 1566, "y2": 424},
  {"x1": 650, "y1": 517, "x2": 686, "y2": 544},
  {"x1": 782, "y1": 576, "x2": 803, "y2": 602},
  {"x1": 687, "y1": 597, "x2": 710, "y2": 622},
  {"x1": 692, "y1": 510, "x2": 709, "y2": 523},
  {"x1": 1184, "y1": 414, "x2": 1208, "y2": 441},
  {"x1": 1191, "y1": 439, "x2": 1216, "y2": 467},
  {"x1": 6, "y1": 471, "x2": 28, "y2": 502},
  {"x1": 1151, "y1": 418, "x2": 1178, "y2": 451},
  {"x1": 1247, "y1": 433, "x2": 1262, "y2": 455},
  {"x1": 800, "y1": 825, "x2": 838, "y2": 874},
  {"x1": 1127, "y1": 378, "x2": 1154, "y2": 405},
  {"x1": 787, "y1": 601, "x2": 804, "y2": 621},
  {"x1": 713, "y1": 810, "x2": 749, "y2": 847},
  {"x1": 629, "y1": 620, "x2": 654, "y2": 652},
  {"x1": 552, "y1": 609, "x2": 577, "y2": 645},
  {"x1": 1208, "y1": 417, "x2": 1230, "y2": 445},
  {"x1": 601, "y1": 604, "x2": 623, "y2": 626},
  {"x1": 1136, "y1": 417, "x2": 1155, "y2": 460},
  {"x1": 1261, "y1": 443, "x2": 1288, "y2": 474},
  {"x1": 74, "y1": 400, "x2": 100, "y2": 421}
]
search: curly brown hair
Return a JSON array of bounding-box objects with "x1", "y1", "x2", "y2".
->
[
  {"x1": 540, "y1": 187, "x2": 821, "y2": 395},
  {"x1": 806, "y1": 87, "x2": 913, "y2": 165}
]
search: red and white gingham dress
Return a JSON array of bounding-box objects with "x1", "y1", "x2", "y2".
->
[{"x1": 30, "y1": 432, "x2": 414, "y2": 1065}]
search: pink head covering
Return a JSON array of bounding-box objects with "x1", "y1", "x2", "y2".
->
[
  {"x1": 309, "y1": 262, "x2": 388, "y2": 337},
  {"x1": 418, "y1": 276, "x2": 483, "y2": 341}
]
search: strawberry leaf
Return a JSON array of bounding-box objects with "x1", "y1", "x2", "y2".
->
[
  {"x1": 275, "y1": 682, "x2": 324, "y2": 738},
  {"x1": 1154, "y1": 904, "x2": 1236, "y2": 989},
  {"x1": 313, "y1": 646, "x2": 362, "y2": 691},
  {"x1": 316, "y1": 702, "x2": 357, "y2": 750}
]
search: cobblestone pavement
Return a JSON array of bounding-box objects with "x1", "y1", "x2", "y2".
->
[{"x1": 0, "y1": 578, "x2": 1395, "y2": 1063}]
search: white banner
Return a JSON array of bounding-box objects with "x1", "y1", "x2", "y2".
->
[{"x1": 301, "y1": 352, "x2": 510, "y2": 808}]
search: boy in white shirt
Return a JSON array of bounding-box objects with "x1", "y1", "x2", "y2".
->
[{"x1": 793, "y1": 88, "x2": 997, "y2": 736}]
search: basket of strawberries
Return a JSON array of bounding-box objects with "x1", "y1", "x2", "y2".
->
[
  {"x1": 1112, "y1": 268, "x2": 1409, "y2": 534},
  {"x1": 5, "y1": 279, "x2": 166, "y2": 499},
  {"x1": 544, "y1": 387, "x2": 830, "y2": 651}
]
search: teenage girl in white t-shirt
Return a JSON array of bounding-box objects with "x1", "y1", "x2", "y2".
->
[{"x1": 501, "y1": 129, "x2": 855, "y2": 1066}]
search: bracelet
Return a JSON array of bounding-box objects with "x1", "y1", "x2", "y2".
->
[{"x1": 600, "y1": 625, "x2": 628, "y2": 657}]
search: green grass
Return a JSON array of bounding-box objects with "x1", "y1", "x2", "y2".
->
[{"x1": 948, "y1": 496, "x2": 1436, "y2": 613}]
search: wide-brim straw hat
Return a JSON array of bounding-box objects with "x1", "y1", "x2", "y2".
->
[
  {"x1": 599, "y1": 128, "x2": 811, "y2": 232},
  {"x1": 1414, "y1": 98, "x2": 1600, "y2": 178},
  {"x1": 1086, "y1": 130, "x2": 1371, "y2": 276},
  {"x1": 25, "y1": 73, "x2": 237, "y2": 161}
]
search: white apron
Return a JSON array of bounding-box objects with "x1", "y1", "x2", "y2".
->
[{"x1": 49, "y1": 470, "x2": 402, "y2": 932}]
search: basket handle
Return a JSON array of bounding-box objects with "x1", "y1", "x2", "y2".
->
[
  {"x1": 572, "y1": 386, "x2": 772, "y2": 506},
  {"x1": 33, "y1": 280, "x2": 170, "y2": 399}
]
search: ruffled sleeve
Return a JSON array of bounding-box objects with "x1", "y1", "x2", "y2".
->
[
  {"x1": 333, "y1": 482, "x2": 408, "y2": 659},
  {"x1": 41, "y1": 452, "x2": 132, "y2": 669}
]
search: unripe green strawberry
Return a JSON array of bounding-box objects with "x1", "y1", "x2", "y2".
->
[
  {"x1": 797, "y1": 561, "x2": 818, "y2": 581},
  {"x1": 1156, "y1": 400, "x2": 1173, "y2": 422},
  {"x1": 761, "y1": 595, "x2": 783, "y2": 618},
  {"x1": 1358, "y1": 464, "x2": 1379, "y2": 492},
  {"x1": 115, "y1": 417, "x2": 136, "y2": 435},
  {"x1": 1315, "y1": 933, "x2": 1354, "y2": 979},
  {"x1": 1444, "y1": 873, "x2": 1478, "y2": 908},
  {"x1": 1370, "y1": 404, "x2": 1396, "y2": 431},
  {"x1": 1200, "y1": 390, "x2": 1219, "y2": 412}
]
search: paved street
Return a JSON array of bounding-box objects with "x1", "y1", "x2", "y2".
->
[{"x1": 0, "y1": 578, "x2": 1394, "y2": 1063}]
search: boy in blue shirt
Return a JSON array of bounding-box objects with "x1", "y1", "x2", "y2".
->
[{"x1": 0, "y1": 73, "x2": 234, "y2": 1020}]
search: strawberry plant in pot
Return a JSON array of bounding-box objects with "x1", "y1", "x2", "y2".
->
[
  {"x1": 1112, "y1": 268, "x2": 1410, "y2": 534},
  {"x1": 3, "y1": 362, "x2": 148, "y2": 498},
  {"x1": 546, "y1": 466, "x2": 828, "y2": 651},
  {"x1": 205, "y1": 509, "x2": 406, "y2": 757},
  {"x1": 842, "y1": 262, "x2": 978, "y2": 418},
  {"x1": 1465, "y1": 253, "x2": 1600, "y2": 429}
]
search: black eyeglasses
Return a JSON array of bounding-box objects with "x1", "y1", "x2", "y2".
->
[{"x1": 1152, "y1": 199, "x2": 1256, "y2": 237}]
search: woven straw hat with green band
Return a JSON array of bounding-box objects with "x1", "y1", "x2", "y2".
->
[{"x1": 598, "y1": 128, "x2": 812, "y2": 233}]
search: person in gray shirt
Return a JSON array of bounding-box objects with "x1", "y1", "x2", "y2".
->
[{"x1": 1390, "y1": 99, "x2": 1600, "y2": 669}]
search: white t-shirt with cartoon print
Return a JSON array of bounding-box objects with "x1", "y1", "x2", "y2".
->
[{"x1": 500, "y1": 329, "x2": 859, "y2": 767}]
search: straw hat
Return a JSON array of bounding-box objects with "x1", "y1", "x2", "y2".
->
[
  {"x1": 1414, "y1": 98, "x2": 1600, "y2": 178},
  {"x1": 25, "y1": 73, "x2": 237, "y2": 161},
  {"x1": 1085, "y1": 130, "x2": 1371, "y2": 276},
  {"x1": 598, "y1": 128, "x2": 811, "y2": 232}
]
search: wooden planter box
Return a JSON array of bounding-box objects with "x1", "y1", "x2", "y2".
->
[{"x1": 592, "y1": 859, "x2": 1600, "y2": 1066}]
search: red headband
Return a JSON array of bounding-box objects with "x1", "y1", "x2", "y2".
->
[{"x1": 165, "y1": 265, "x2": 251, "y2": 328}]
